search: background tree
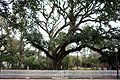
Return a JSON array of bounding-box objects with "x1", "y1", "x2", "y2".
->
[
  {"x1": 61, "y1": 55, "x2": 81, "y2": 70},
  {"x1": 0, "y1": 16, "x2": 11, "y2": 69},
  {"x1": 24, "y1": 48, "x2": 49, "y2": 69},
  {"x1": 98, "y1": 39, "x2": 120, "y2": 70}
]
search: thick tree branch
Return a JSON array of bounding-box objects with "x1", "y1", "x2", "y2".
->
[
  {"x1": 53, "y1": 22, "x2": 69, "y2": 38},
  {"x1": 31, "y1": 42, "x2": 54, "y2": 60},
  {"x1": 82, "y1": 19, "x2": 100, "y2": 23},
  {"x1": 65, "y1": 46, "x2": 83, "y2": 54},
  {"x1": 35, "y1": 20, "x2": 50, "y2": 36}
]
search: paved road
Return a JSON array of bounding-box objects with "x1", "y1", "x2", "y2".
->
[{"x1": 0, "y1": 70, "x2": 118, "y2": 79}]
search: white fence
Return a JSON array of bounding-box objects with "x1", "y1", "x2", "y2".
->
[{"x1": 0, "y1": 70, "x2": 119, "y2": 79}]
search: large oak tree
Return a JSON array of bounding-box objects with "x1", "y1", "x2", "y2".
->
[{"x1": 7, "y1": 0, "x2": 120, "y2": 69}]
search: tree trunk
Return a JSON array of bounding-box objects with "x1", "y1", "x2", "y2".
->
[
  {"x1": 52, "y1": 59, "x2": 62, "y2": 70},
  {"x1": 51, "y1": 52, "x2": 67, "y2": 69}
]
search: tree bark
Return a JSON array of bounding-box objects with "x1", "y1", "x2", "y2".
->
[{"x1": 52, "y1": 59, "x2": 62, "y2": 70}]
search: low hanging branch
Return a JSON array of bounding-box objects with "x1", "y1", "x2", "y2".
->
[
  {"x1": 31, "y1": 42, "x2": 54, "y2": 60},
  {"x1": 65, "y1": 46, "x2": 83, "y2": 55}
]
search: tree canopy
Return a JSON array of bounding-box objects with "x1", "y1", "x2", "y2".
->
[{"x1": 1, "y1": 0, "x2": 120, "y2": 69}]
